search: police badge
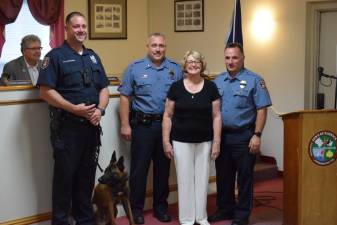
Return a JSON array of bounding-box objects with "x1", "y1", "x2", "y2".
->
[{"x1": 90, "y1": 55, "x2": 97, "y2": 64}]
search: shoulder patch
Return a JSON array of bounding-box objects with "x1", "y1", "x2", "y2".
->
[
  {"x1": 260, "y1": 79, "x2": 267, "y2": 89},
  {"x1": 41, "y1": 57, "x2": 50, "y2": 69}
]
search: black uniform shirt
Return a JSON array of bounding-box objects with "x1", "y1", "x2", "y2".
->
[{"x1": 37, "y1": 41, "x2": 109, "y2": 105}]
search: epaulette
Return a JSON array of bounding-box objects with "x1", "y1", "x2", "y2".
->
[
  {"x1": 214, "y1": 71, "x2": 227, "y2": 80},
  {"x1": 47, "y1": 47, "x2": 62, "y2": 57},
  {"x1": 53, "y1": 46, "x2": 62, "y2": 51},
  {"x1": 86, "y1": 47, "x2": 94, "y2": 52},
  {"x1": 49, "y1": 46, "x2": 62, "y2": 53},
  {"x1": 133, "y1": 58, "x2": 145, "y2": 64},
  {"x1": 85, "y1": 48, "x2": 97, "y2": 56},
  {"x1": 243, "y1": 68, "x2": 260, "y2": 78},
  {"x1": 166, "y1": 58, "x2": 179, "y2": 65}
]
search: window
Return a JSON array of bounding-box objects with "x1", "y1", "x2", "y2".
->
[{"x1": 0, "y1": 0, "x2": 51, "y2": 74}]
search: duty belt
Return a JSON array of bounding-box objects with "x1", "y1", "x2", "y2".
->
[
  {"x1": 50, "y1": 106, "x2": 89, "y2": 124},
  {"x1": 63, "y1": 112, "x2": 88, "y2": 123},
  {"x1": 222, "y1": 124, "x2": 255, "y2": 133},
  {"x1": 133, "y1": 111, "x2": 163, "y2": 122}
]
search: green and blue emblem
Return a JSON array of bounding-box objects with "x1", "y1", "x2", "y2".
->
[{"x1": 308, "y1": 130, "x2": 337, "y2": 166}]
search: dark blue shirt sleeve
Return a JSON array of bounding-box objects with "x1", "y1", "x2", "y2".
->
[
  {"x1": 93, "y1": 53, "x2": 109, "y2": 89},
  {"x1": 37, "y1": 52, "x2": 59, "y2": 88}
]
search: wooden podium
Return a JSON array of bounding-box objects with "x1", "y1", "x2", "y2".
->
[{"x1": 281, "y1": 110, "x2": 337, "y2": 225}]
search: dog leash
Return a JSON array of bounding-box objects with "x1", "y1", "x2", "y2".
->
[{"x1": 97, "y1": 162, "x2": 103, "y2": 172}]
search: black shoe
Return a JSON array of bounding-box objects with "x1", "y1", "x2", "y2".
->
[
  {"x1": 133, "y1": 215, "x2": 145, "y2": 224},
  {"x1": 154, "y1": 212, "x2": 172, "y2": 222},
  {"x1": 208, "y1": 210, "x2": 234, "y2": 222},
  {"x1": 231, "y1": 219, "x2": 249, "y2": 225}
]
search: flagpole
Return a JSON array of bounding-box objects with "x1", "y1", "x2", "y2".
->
[
  {"x1": 233, "y1": 0, "x2": 237, "y2": 43},
  {"x1": 226, "y1": 0, "x2": 243, "y2": 47}
]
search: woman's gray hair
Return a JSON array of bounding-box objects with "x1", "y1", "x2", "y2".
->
[{"x1": 182, "y1": 50, "x2": 207, "y2": 76}]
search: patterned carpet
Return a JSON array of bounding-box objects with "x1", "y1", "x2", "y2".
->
[{"x1": 115, "y1": 178, "x2": 283, "y2": 225}]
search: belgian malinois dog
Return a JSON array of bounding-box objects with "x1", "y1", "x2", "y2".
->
[{"x1": 92, "y1": 151, "x2": 134, "y2": 225}]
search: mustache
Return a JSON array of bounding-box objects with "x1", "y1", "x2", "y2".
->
[{"x1": 75, "y1": 32, "x2": 87, "y2": 35}]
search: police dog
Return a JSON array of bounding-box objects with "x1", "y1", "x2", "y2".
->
[{"x1": 92, "y1": 151, "x2": 134, "y2": 225}]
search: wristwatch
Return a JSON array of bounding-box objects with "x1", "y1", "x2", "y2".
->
[
  {"x1": 97, "y1": 107, "x2": 105, "y2": 116},
  {"x1": 254, "y1": 131, "x2": 262, "y2": 137}
]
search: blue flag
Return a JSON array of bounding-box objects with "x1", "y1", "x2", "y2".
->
[{"x1": 226, "y1": 0, "x2": 243, "y2": 46}]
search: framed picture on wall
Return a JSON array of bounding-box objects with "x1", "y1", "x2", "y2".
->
[
  {"x1": 174, "y1": 0, "x2": 204, "y2": 32},
  {"x1": 88, "y1": 0, "x2": 127, "y2": 39}
]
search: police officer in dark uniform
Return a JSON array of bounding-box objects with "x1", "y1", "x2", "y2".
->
[
  {"x1": 37, "y1": 12, "x2": 109, "y2": 225},
  {"x1": 209, "y1": 42, "x2": 272, "y2": 225},
  {"x1": 118, "y1": 33, "x2": 182, "y2": 224}
]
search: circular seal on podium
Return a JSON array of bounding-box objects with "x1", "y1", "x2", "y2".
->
[{"x1": 308, "y1": 130, "x2": 337, "y2": 166}]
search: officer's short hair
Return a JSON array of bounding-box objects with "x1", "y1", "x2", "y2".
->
[
  {"x1": 147, "y1": 33, "x2": 166, "y2": 47},
  {"x1": 20, "y1": 34, "x2": 41, "y2": 53},
  {"x1": 66, "y1": 11, "x2": 86, "y2": 25},
  {"x1": 182, "y1": 50, "x2": 207, "y2": 76},
  {"x1": 148, "y1": 32, "x2": 165, "y2": 40},
  {"x1": 226, "y1": 42, "x2": 244, "y2": 55}
]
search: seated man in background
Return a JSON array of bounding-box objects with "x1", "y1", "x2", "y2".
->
[{"x1": 1, "y1": 34, "x2": 42, "y2": 86}]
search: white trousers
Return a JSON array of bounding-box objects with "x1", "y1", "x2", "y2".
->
[{"x1": 173, "y1": 141, "x2": 212, "y2": 225}]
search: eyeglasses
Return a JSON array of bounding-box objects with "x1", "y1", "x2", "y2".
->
[
  {"x1": 186, "y1": 60, "x2": 201, "y2": 65},
  {"x1": 25, "y1": 47, "x2": 42, "y2": 51}
]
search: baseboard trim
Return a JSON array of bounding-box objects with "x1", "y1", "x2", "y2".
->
[{"x1": 1, "y1": 212, "x2": 51, "y2": 225}]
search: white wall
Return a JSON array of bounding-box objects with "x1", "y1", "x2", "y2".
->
[{"x1": 0, "y1": 91, "x2": 52, "y2": 222}]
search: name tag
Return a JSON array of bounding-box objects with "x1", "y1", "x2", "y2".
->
[{"x1": 63, "y1": 59, "x2": 76, "y2": 63}]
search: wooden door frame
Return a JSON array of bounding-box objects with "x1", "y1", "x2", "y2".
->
[{"x1": 305, "y1": 1, "x2": 337, "y2": 109}]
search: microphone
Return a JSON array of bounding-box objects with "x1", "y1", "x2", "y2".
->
[{"x1": 318, "y1": 66, "x2": 324, "y2": 81}]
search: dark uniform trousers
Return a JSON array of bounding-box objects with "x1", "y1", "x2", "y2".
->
[
  {"x1": 215, "y1": 128, "x2": 256, "y2": 220},
  {"x1": 51, "y1": 117, "x2": 100, "y2": 225},
  {"x1": 129, "y1": 120, "x2": 170, "y2": 216}
]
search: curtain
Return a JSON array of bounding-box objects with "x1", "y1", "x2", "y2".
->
[
  {"x1": 0, "y1": 0, "x2": 23, "y2": 56},
  {"x1": 27, "y1": 0, "x2": 64, "y2": 48},
  {"x1": 49, "y1": 0, "x2": 64, "y2": 48}
]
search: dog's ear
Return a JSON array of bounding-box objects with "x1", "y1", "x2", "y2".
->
[
  {"x1": 117, "y1": 156, "x2": 125, "y2": 172},
  {"x1": 110, "y1": 151, "x2": 117, "y2": 164}
]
